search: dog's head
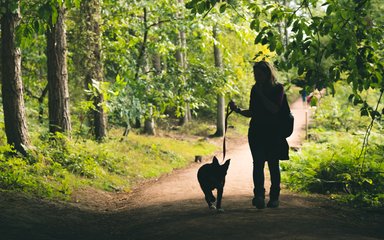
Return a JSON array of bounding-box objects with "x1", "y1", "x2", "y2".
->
[{"x1": 212, "y1": 156, "x2": 230, "y2": 177}]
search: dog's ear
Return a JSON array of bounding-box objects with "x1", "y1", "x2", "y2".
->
[
  {"x1": 223, "y1": 159, "x2": 230, "y2": 170},
  {"x1": 212, "y1": 156, "x2": 219, "y2": 165}
]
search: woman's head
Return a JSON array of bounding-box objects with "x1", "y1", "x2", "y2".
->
[{"x1": 253, "y1": 61, "x2": 277, "y2": 87}]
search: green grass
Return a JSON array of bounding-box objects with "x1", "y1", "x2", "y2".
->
[{"x1": 0, "y1": 127, "x2": 218, "y2": 200}]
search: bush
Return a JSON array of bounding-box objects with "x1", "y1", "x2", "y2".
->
[
  {"x1": 282, "y1": 83, "x2": 384, "y2": 207},
  {"x1": 0, "y1": 129, "x2": 217, "y2": 198}
]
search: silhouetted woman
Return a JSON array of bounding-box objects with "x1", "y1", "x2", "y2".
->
[{"x1": 230, "y1": 61, "x2": 289, "y2": 209}]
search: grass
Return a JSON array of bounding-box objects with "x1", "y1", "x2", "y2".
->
[{"x1": 0, "y1": 126, "x2": 218, "y2": 200}]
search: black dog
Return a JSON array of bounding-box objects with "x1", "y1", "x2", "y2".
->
[{"x1": 197, "y1": 156, "x2": 230, "y2": 212}]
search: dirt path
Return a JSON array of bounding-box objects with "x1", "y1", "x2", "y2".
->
[{"x1": 1, "y1": 99, "x2": 383, "y2": 240}]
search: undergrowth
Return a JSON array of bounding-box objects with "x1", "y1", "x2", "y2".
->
[
  {"x1": 0, "y1": 129, "x2": 217, "y2": 200},
  {"x1": 282, "y1": 83, "x2": 384, "y2": 208}
]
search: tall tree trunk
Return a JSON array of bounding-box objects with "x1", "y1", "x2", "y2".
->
[
  {"x1": 213, "y1": 24, "x2": 225, "y2": 137},
  {"x1": 176, "y1": 0, "x2": 191, "y2": 126},
  {"x1": 46, "y1": 4, "x2": 71, "y2": 134},
  {"x1": 1, "y1": 2, "x2": 30, "y2": 155},
  {"x1": 143, "y1": 52, "x2": 155, "y2": 135},
  {"x1": 81, "y1": 0, "x2": 107, "y2": 141}
]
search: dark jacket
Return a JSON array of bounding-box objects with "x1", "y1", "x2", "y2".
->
[{"x1": 248, "y1": 83, "x2": 289, "y2": 160}]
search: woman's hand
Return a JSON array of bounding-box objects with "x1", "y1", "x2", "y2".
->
[{"x1": 229, "y1": 100, "x2": 240, "y2": 113}]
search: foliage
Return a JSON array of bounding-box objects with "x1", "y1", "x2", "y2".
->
[
  {"x1": 186, "y1": 0, "x2": 384, "y2": 123},
  {"x1": 282, "y1": 133, "x2": 384, "y2": 207},
  {"x1": 0, "y1": 128, "x2": 217, "y2": 198},
  {"x1": 0, "y1": 144, "x2": 72, "y2": 199},
  {"x1": 282, "y1": 83, "x2": 384, "y2": 207}
]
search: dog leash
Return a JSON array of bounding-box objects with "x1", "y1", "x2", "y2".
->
[{"x1": 222, "y1": 102, "x2": 233, "y2": 162}]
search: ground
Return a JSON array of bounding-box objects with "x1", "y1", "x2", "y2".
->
[{"x1": 0, "y1": 100, "x2": 383, "y2": 240}]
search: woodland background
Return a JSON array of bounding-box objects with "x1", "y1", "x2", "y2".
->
[{"x1": 0, "y1": 0, "x2": 383, "y2": 207}]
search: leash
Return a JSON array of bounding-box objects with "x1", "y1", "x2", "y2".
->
[{"x1": 222, "y1": 102, "x2": 233, "y2": 162}]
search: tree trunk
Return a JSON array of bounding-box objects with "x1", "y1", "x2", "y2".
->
[
  {"x1": 46, "y1": 4, "x2": 71, "y2": 134},
  {"x1": 81, "y1": 0, "x2": 107, "y2": 141},
  {"x1": 144, "y1": 106, "x2": 155, "y2": 135},
  {"x1": 213, "y1": 24, "x2": 225, "y2": 137},
  {"x1": 143, "y1": 55, "x2": 155, "y2": 135},
  {"x1": 1, "y1": 2, "x2": 30, "y2": 155},
  {"x1": 176, "y1": 0, "x2": 191, "y2": 126}
]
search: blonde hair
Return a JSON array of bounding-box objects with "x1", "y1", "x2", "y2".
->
[{"x1": 253, "y1": 61, "x2": 278, "y2": 86}]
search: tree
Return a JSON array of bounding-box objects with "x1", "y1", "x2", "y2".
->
[
  {"x1": 186, "y1": 0, "x2": 384, "y2": 163},
  {"x1": 213, "y1": 24, "x2": 225, "y2": 137},
  {"x1": 1, "y1": 1, "x2": 30, "y2": 155},
  {"x1": 46, "y1": 1, "x2": 72, "y2": 134},
  {"x1": 80, "y1": 0, "x2": 107, "y2": 141},
  {"x1": 175, "y1": 0, "x2": 192, "y2": 125},
  {"x1": 189, "y1": 0, "x2": 383, "y2": 105}
]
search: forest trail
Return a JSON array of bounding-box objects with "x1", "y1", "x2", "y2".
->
[{"x1": 1, "y1": 98, "x2": 383, "y2": 240}]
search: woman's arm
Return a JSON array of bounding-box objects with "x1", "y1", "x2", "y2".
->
[
  {"x1": 229, "y1": 101, "x2": 252, "y2": 118},
  {"x1": 236, "y1": 108, "x2": 252, "y2": 118}
]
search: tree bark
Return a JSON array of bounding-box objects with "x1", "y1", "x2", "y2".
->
[
  {"x1": 144, "y1": 106, "x2": 155, "y2": 135},
  {"x1": 176, "y1": 0, "x2": 191, "y2": 126},
  {"x1": 1, "y1": 2, "x2": 30, "y2": 155},
  {"x1": 46, "y1": 4, "x2": 71, "y2": 134},
  {"x1": 143, "y1": 54, "x2": 155, "y2": 135},
  {"x1": 213, "y1": 24, "x2": 225, "y2": 137},
  {"x1": 81, "y1": 0, "x2": 107, "y2": 141}
]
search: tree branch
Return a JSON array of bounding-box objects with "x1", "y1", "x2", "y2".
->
[{"x1": 358, "y1": 89, "x2": 384, "y2": 171}]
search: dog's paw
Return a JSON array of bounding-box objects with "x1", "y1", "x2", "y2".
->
[
  {"x1": 209, "y1": 205, "x2": 217, "y2": 210},
  {"x1": 216, "y1": 208, "x2": 225, "y2": 213}
]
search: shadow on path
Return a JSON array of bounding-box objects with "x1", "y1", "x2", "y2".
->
[{"x1": 1, "y1": 190, "x2": 383, "y2": 240}]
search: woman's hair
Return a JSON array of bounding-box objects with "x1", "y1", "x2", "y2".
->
[{"x1": 253, "y1": 61, "x2": 278, "y2": 86}]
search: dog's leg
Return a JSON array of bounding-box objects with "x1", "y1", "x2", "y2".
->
[
  {"x1": 216, "y1": 187, "x2": 224, "y2": 211},
  {"x1": 202, "y1": 188, "x2": 216, "y2": 209}
]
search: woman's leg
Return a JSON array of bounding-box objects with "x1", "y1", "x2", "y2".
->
[
  {"x1": 248, "y1": 135, "x2": 266, "y2": 199},
  {"x1": 267, "y1": 159, "x2": 281, "y2": 207}
]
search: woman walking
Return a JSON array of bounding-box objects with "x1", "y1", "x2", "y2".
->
[{"x1": 230, "y1": 61, "x2": 289, "y2": 209}]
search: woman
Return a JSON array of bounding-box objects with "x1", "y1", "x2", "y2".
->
[{"x1": 230, "y1": 61, "x2": 289, "y2": 209}]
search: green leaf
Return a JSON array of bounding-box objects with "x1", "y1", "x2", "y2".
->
[
  {"x1": 292, "y1": 20, "x2": 300, "y2": 33},
  {"x1": 340, "y1": 11, "x2": 348, "y2": 20},
  {"x1": 286, "y1": 16, "x2": 294, "y2": 28},
  {"x1": 348, "y1": 94, "x2": 354, "y2": 102},
  {"x1": 197, "y1": 2, "x2": 206, "y2": 14},
  {"x1": 185, "y1": 1, "x2": 197, "y2": 9},
  {"x1": 353, "y1": 96, "x2": 363, "y2": 105},
  {"x1": 255, "y1": 33, "x2": 263, "y2": 44},
  {"x1": 250, "y1": 19, "x2": 260, "y2": 31},
  {"x1": 276, "y1": 41, "x2": 283, "y2": 55},
  {"x1": 269, "y1": 40, "x2": 276, "y2": 51},
  {"x1": 298, "y1": 67, "x2": 304, "y2": 76},
  {"x1": 360, "y1": 107, "x2": 368, "y2": 116},
  {"x1": 297, "y1": 30, "x2": 303, "y2": 41},
  {"x1": 261, "y1": 36, "x2": 268, "y2": 45},
  {"x1": 219, "y1": 3, "x2": 227, "y2": 13},
  {"x1": 33, "y1": 20, "x2": 40, "y2": 34}
]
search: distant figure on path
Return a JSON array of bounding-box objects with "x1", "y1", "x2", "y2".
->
[
  {"x1": 229, "y1": 61, "x2": 289, "y2": 209},
  {"x1": 300, "y1": 88, "x2": 307, "y2": 107}
]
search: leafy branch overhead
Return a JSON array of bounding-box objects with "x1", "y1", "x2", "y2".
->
[{"x1": 186, "y1": 0, "x2": 383, "y2": 119}]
